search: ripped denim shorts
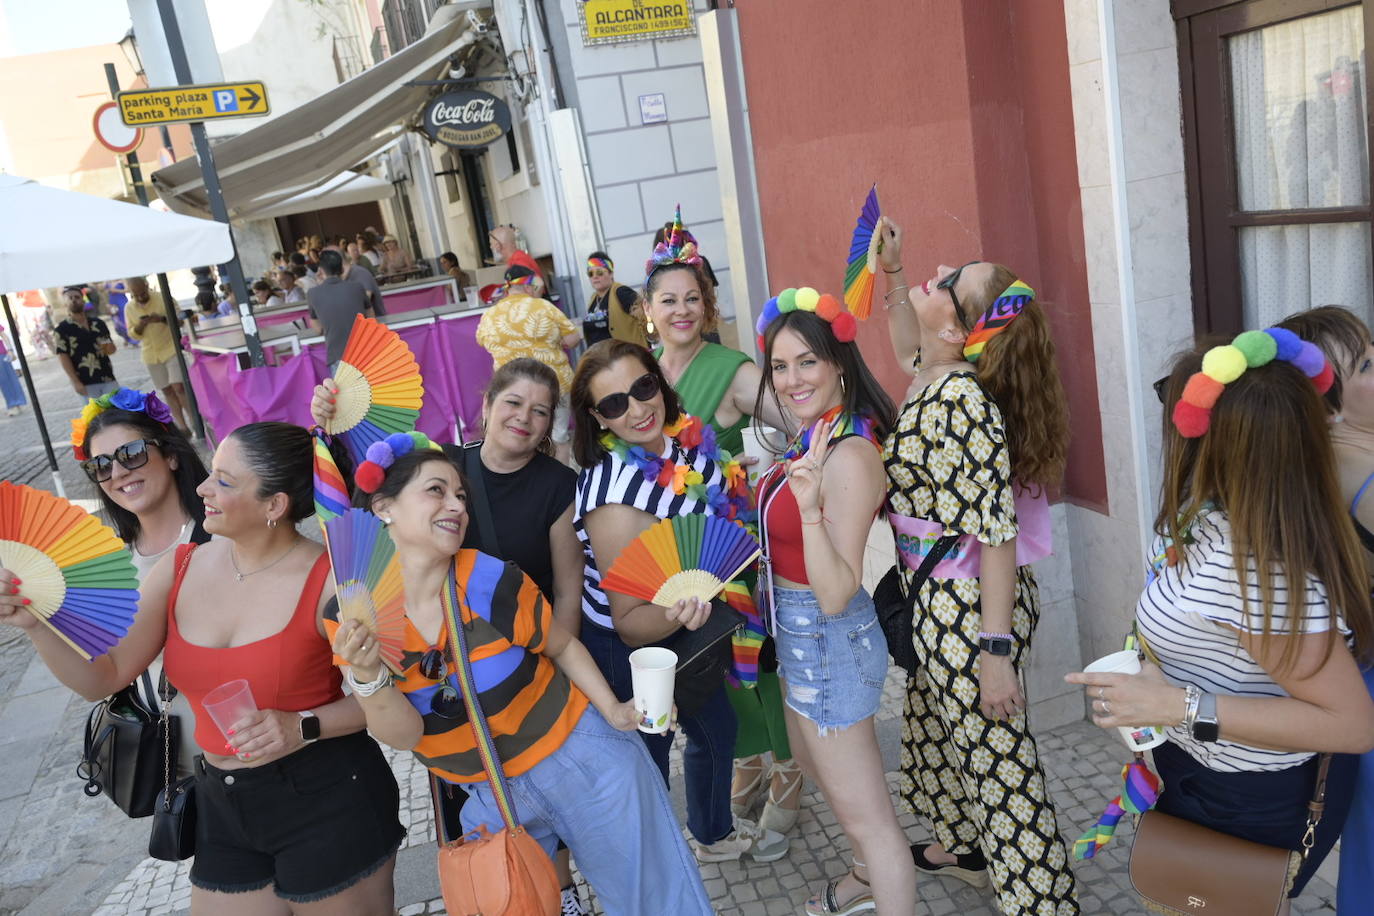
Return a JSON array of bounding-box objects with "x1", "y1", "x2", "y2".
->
[{"x1": 773, "y1": 585, "x2": 887, "y2": 734}]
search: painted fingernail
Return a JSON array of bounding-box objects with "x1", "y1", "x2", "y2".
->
[
  {"x1": 228, "y1": 746, "x2": 237, "y2": 754},
  {"x1": 243, "y1": 753, "x2": 252, "y2": 760},
  {"x1": 227, "y1": 728, "x2": 236, "y2": 736},
  {"x1": 10, "y1": 578, "x2": 20, "y2": 585},
  {"x1": 224, "y1": 743, "x2": 233, "y2": 753},
  {"x1": 8, "y1": 587, "x2": 16, "y2": 595},
  {"x1": 21, "y1": 599, "x2": 30, "y2": 606}
]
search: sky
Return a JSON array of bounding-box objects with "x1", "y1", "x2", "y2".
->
[{"x1": 0, "y1": 0, "x2": 132, "y2": 57}]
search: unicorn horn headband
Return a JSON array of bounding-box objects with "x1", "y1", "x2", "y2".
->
[
  {"x1": 645, "y1": 204, "x2": 702, "y2": 279},
  {"x1": 1172, "y1": 327, "x2": 1335, "y2": 438},
  {"x1": 755, "y1": 286, "x2": 858, "y2": 351}
]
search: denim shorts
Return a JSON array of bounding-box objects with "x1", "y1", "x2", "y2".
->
[{"x1": 773, "y1": 585, "x2": 887, "y2": 733}]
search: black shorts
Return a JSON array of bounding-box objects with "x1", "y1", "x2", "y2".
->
[{"x1": 190, "y1": 730, "x2": 405, "y2": 902}]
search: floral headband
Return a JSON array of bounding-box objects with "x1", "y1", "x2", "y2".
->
[
  {"x1": 587, "y1": 256, "x2": 613, "y2": 273},
  {"x1": 70, "y1": 388, "x2": 174, "y2": 461},
  {"x1": 645, "y1": 204, "x2": 702, "y2": 279},
  {"x1": 962, "y1": 279, "x2": 1035, "y2": 364},
  {"x1": 354, "y1": 430, "x2": 443, "y2": 493},
  {"x1": 755, "y1": 286, "x2": 858, "y2": 351},
  {"x1": 1172, "y1": 327, "x2": 1335, "y2": 438}
]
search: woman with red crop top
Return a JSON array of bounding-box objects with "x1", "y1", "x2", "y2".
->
[
  {"x1": 753, "y1": 296, "x2": 916, "y2": 916},
  {"x1": 0, "y1": 422, "x2": 404, "y2": 913}
]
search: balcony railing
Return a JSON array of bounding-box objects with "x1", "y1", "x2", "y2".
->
[
  {"x1": 380, "y1": 0, "x2": 429, "y2": 53},
  {"x1": 370, "y1": 25, "x2": 389, "y2": 64}
]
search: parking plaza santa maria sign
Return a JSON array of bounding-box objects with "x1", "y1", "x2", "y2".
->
[
  {"x1": 116, "y1": 82, "x2": 270, "y2": 126},
  {"x1": 579, "y1": 0, "x2": 696, "y2": 45},
  {"x1": 422, "y1": 90, "x2": 512, "y2": 149}
]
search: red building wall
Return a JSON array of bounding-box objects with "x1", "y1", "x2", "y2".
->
[{"x1": 735, "y1": 0, "x2": 1107, "y2": 509}]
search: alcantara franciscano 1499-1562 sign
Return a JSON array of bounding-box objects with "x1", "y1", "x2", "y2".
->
[{"x1": 579, "y1": 0, "x2": 696, "y2": 45}]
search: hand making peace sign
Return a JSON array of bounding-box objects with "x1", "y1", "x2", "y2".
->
[{"x1": 786, "y1": 417, "x2": 832, "y2": 520}]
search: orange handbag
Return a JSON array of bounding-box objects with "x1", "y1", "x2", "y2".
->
[{"x1": 435, "y1": 563, "x2": 560, "y2": 916}]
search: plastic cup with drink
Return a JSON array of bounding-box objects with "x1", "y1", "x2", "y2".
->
[
  {"x1": 629, "y1": 647, "x2": 677, "y2": 734},
  {"x1": 1083, "y1": 650, "x2": 1167, "y2": 751},
  {"x1": 202, "y1": 678, "x2": 259, "y2": 741}
]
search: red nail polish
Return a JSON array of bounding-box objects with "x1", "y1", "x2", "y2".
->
[
  {"x1": 227, "y1": 728, "x2": 236, "y2": 736},
  {"x1": 224, "y1": 743, "x2": 233, "y2": 753},
  {"x1": 227, "y1": 746, "x2": 237, "y2": 754},
  {"x1": 11, "y1": 578, "x2": 20, "y2": 585},
  {"x1": 20, "y1": 598, "x2": 30, "y2": 606},
  {"x1": 243, "y1": 753, "x2": 252, "y2": 760}
]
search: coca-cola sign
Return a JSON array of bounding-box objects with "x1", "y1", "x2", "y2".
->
[{"x1": 422, "y1": 89, "x2": 511, "y2": 149}]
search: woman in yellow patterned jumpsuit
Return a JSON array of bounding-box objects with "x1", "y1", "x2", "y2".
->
[{"x1": 874, "y1": 217, "x2": 1079, "y2": 915}]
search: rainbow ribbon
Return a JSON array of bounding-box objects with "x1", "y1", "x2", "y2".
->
[
  {"x1": 722, "y1": 581, "x2": 763, "y2": 689},
  {"x1": 312, "y1": 432, "x2": 350, "y2": 523},
  {"x1": 1073, "y1": 758, "x2": 1162, "y2": 860}
]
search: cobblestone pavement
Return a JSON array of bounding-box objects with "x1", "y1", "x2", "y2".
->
[{"x1": 0, "y1": 343, "x2": 1343, "y2": 915}]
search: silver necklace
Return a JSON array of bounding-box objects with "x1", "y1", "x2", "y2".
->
[{"x1": 230, "y1": 536, "x2": 303, "y2": 582}]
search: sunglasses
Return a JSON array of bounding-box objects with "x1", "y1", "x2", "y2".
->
[
  {"x1": 587, "y1": 268, "x2": 610, "y2": 278},
  {"x1": 81, "y1": 438, "x2": 160, "y2": 483},
  {"x1": 416, "y1": 647, "x2": 466, "y2": 718},
  {"x1": 1153, "y1": 376, "x2": 1169, "y2": 404},
  {"x1": 935, "y1": 261, "x2": 982, "y2": 331},
  {"x1": 593, "y1": 373, "x2": 660, "y2": 420}
]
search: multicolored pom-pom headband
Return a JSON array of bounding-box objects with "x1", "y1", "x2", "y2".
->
[
  {"x1": 355, "y1": 430, "x2": 443, "y2": 494},
  {"x1": 1172, "y1": 327, "x2": 1335, "y2": 438},
  {"x1": 962, "y1": 279, "x2": 1035, "y2": 364},
  {"x1": 755, "y1": 286, "x2": 858, "y2": 351},
  {"x1": 645, "y1": 204, "x2": 702, "y2": 279}
]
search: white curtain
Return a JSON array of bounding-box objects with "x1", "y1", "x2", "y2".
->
[{"x1": 1230, "y1": 5, "x2": 1372, "y2": 327}]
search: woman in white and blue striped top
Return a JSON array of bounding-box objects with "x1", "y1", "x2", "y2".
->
[{"x1": 1070, "y1": 335, "x2": 1374, "y2": 902}]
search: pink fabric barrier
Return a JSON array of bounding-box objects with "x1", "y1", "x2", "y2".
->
[
  {"x1": 382, "y1": 286, "x2": 449, "y2": 315},
  {"x1": 187, "y1": 316, "x2": 492, "y2": 445},
  {"x1": 255, "y1": 307, "x2": 308, "y2": 327}
]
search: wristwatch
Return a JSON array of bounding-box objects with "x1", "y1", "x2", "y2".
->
[
  {"x1": 977, "y1": 632, "x2": 1013, "y2": 657},
  {"x1": 298, "y1": 710, "x2": 321, "y2": 743},
  {"x1": 1191, "y1": 692, "x2": 1220, "y2": 743}
]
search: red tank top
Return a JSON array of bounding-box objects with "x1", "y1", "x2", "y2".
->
[
  {"x1": 163, "y1": 543, "x2": 342, "y2": 753},
  {"x1": 759, "y1": 464, "x2": 810, "y2": 584}
]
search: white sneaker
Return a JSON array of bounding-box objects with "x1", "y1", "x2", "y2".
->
[
  {"x1": 560, "y1": 885, "x2": 587, "y2": 916},
  {"x1": 693, "y1": 816, "x2": 789, "y2": 863}
]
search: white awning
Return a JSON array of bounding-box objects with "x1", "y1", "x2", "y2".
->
[
  {"x1": 248, "y1": 171, "x2": 395, "y2": 220},
  {"x1": 150, "y1": 4, "x2": 475, "y2": 220}
]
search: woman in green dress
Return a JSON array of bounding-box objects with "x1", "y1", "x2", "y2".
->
[{"x1": 644, "y1": 233, "x2": 801, "y2": 833}]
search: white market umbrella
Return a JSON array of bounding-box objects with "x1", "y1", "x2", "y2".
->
[{"x1": 0, "y1": 174, "x2": 234, "y2": 495}]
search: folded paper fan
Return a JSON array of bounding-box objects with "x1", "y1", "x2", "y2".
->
[
  {"x1": 0, "y1": 481, "x2": 139, "y2": 660},
  {"x1": 322, "y1": 508, "x2": 407, "y2": 675},
  {"x1": 323, "y1": 316, "x2": 424, "y2": 462},
  {"x1": 312, "y1": 432, "x2": 350, "y2": 525},
  {"x1": 600, "y1": 515, "x2": 760, "y2": 607},
  {"x1": 843, "y1": 184, "x2": 882, "y2": 320}
]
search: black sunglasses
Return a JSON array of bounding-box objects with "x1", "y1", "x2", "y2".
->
[
  {"x1": 594, "y1": 373, "x2": 660, "y2": 420},
  {"x1": 1152, "y1": 376, "x2": 1169, "y2": 404},
  {"x1": 81, "y1": 438, "x2": 160, "y2": 483},
  {"x1": 935, "y1": 261, "x2": 982, "y2": 331},
  {"x1": 416, "y1": 647, "x2": 466, "y2": 718}
]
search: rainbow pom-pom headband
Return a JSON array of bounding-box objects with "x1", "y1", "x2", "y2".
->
[
  {"x1": 1172, "y1": 327, "x2": 1335, "y2": 438},
  {"x1": 755, "y1": 286, "x2": 858, "y2": 351},
  {"x1": 355, "y1": 430, "x2": 443, "y2": 494}
]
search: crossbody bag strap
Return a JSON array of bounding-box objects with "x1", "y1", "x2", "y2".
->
[
  {"x1": 1300, "y1": 753, "x2": 1333, "y2": 858},
  {"x1": 893, "y1": 515, "x2": 959, "y2": 610},
  {"x1": 461, "y1": 444, "x2": 502, "y2": 558},
  {"x1": 441, "y1": 561, "x2": 521, "y2": 832},
  {"x1": 161, "y1": 544, "x2": 196, "y2": 791}
]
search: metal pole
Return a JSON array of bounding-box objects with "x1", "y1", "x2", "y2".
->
[
  {"x1": 104, "y1": 62, "x2": 206, "y2": 439},
  {"x1": 2, "y1": 295, "x2": 65, "y2": 498},
  {"x1": 154, "y1": 0, "x2": 264, "y2": 367}
]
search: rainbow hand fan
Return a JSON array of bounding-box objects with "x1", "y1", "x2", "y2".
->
[
  {"x1": 312, "y1": 432, "x2": 350, "y2": 525},
  {"x1": 600, "y1": 515, "x2": 760, "y2": 606},
  {"x1": 0, "y1": 481, "x2": 139, "y2": 660},
  {"x1": 322, "y1": 508, "x2": 407, "y2": 675},
  {"x1": 843, "y1": 184, "x2": 882, "y2": 320},
  {"x1": 323, "y1": 316, "x2": 425, "y2": 461}
]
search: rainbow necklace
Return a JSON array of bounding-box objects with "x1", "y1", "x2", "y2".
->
[
  {"x1": 599, "y1": 414, "x2": 754, "y2": 524},
  {"x1": 779, "y1": 405, "x2": 880, "y2": 462}
]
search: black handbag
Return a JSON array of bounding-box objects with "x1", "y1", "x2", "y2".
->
[
  {"x1": 656, "y1": 599, "x2": 743, "y2": 715},
  {"x1": 147, "y1": 676, "x2": 197, "y2": 861},
  {"x1": 874, "y1": 534, "x2": 958, "y2": 677},
  {"x1": 78, "y1": 670, "x2": 173, "y2": 818}
]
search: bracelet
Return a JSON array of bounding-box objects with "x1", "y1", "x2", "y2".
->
[
  {"x1": 883, "y1": 297, "x2": 911, "y2": 312},
  {"x1": 1182, "y1": 683, "x2": 1201, "y2": 729},
  {"x1": 883, "y1": 265, "x2": 904, "y2": 274},
  {"x1": 345, "y1": 667, "x2": 391, "y2": 697},
  {"x1": 884, "y1": 284, "x2": 910, "y2": 301},
  {"x1": 977, "y1": 631, "x2": 1013, "y2": 641},
  {"x1": 801, "y1": 515, "x2": 825, "y2": 526}
]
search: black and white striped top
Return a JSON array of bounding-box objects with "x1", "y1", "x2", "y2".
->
[
  {"x1": 1136, "y1": 510, "x2": 1347, "y2": 773},
  {"x1": 574, "y1": 438, "x2": 723, "y2": 631}
]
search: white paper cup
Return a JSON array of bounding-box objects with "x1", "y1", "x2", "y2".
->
[
  {"x1": 740, "y1": 426, "x2": 781, "y2": 488},
  {"x1": 202, "y1": 678, "x2": 259, "y2": 741},
  {"x1": 1083, "y1": 650, "x2": 1167, "y2": 751},
  {"x1": 629, "y1": 647, "x2": 677, "y2": 734}
]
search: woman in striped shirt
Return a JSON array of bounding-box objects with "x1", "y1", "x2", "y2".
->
[
  {"x1": 330, "y1": 443, "x2": 712, "y2": 916},
  {"x1": 1069, "y1": 334, "x2": 1374, "y2": 902}
]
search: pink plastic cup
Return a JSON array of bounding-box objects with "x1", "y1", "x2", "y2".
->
[{"x1": 202, "y1": 678, "x2": 259, "y2": 740}]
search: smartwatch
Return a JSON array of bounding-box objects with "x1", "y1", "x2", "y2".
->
[
  {"x1": 1191, "y1": 692, "x2": 1219, "y2": 743},
  {"x1": 298, "y1": 710, "x2": 321, "y2": 743},
  {"x1": 977, "y1": 632, "x2": 1013, "y2": 657}
]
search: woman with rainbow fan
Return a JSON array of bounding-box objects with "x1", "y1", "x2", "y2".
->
[
  {"x1": 878, "y1": 219, "x2": 1079, "y2": 914},
  {"x1": 644, "y1": 206, "x2": 802, "y2": 835},
  {"x1": 753, "y1": 288, "x2": 915, "y2": 915},
  {"x1": 570, "y1": 339, "x2": 789, "y2": 866},
  {"x1": 331, "y1": 434, "x2": 713, "y2": 916}
]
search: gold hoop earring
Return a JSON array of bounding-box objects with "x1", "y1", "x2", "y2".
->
[{"x1": 266, "y1": 517, "x2": 277, "y2": 529}]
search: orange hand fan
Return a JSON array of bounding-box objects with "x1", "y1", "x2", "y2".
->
[
  {"x1": 322, "y1": 508, "x2": 406, "y2": 675},
  {"x1": 843, "y1": 184, "x2": 882, "y2": 320},
  {"x1": 600, "y1": 515, "x2": 760, "y2": 606},
  {"x1": 323, "y1": 316, "x2": 424, "y2": 461},
  {"x1": 0, "y1": 481, "x2": 139, "y2": 660}
]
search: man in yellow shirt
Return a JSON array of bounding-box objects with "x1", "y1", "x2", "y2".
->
[{"x1": 124, "y1": 276, "x2": 190, "y2": 431}]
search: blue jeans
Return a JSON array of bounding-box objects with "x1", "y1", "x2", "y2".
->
[
  {"x1": 774, "y1": 585, "x2": 886, "y2": 734},
  {"x1": 460, "y1": 706, "x2": 712, "y2": 916},
  {"x1": 581, "y1": 622, "x2": 737, "y2": 845}
]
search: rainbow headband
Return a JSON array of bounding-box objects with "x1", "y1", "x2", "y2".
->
[
  {"x1": 1172, "y1": 327, "x2": 1335, "y2": 438},
  {"x1": 645, "y1": 204, "x2": 702, "y2": 279},
  {"x1": 962, "y1": 279, "x2": 1035, "y2": 363},
  {"x1": 70, "y1": 388, "x2": 174, "y2": 460},
  {"x1": 354, "y1": 430, "x2": 443, "y2": 494},
  {"x1": 755, "y1": 286, "x2": 858, "y2": 351},
  {"x1": 499, "y1": 273, "x2": 538, "y2": 297},
  {"x1": 587, "y1": 256, "x2": 613, "y2": 272}
]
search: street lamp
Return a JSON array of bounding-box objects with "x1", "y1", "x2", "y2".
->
[{"x1": 118, "y1": 29, "x2": 143, "y2": 76}]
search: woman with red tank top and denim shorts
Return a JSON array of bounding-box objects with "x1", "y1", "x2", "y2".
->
[{"x1": 0, "y1": 423, "x2": 404, "y2": 913}]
